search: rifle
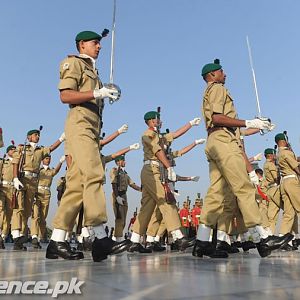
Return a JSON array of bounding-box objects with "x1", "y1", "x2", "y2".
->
[
  {"x1": 273, "y1": 145, "x2": 281, "y2": 185},
  {"x1": 0, "y1": 153, "x2": 6, "y2": 184},
  {"x1": 115, "y1": 166, "x2": 123, "y2": 219},
  {"x1": 157, "y1": 107, "x2": 176, "y2": 204}
]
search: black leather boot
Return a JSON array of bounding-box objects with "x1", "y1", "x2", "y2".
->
[
  {"x1": 241, "y1": 240, "x2": 256, "y2": 252},
  {"x1": 256, "y1": 233, "x2": 294, "y2": 257},
  {"x1": 216, "y1": 240, "x2": 239, "y2": 253},
  {"x1": 46, "y1": 240, "x2": 84, "y2": 260},
  {"x1": 145, "y1": 241, "x2": 166, "y2": 252},
  {"x1": 127, "y1": 242, "x2": 152, "y2": 253},
  {"x1": 174, "y1": 237, "x2": 195, "y2": 251},
  {"x1": 32, "y1": 237, "x2": 42, "y2": 249},
  {"x1": 192, "y1": 240, "x2": 228, "y2": 258},
  {"x1": 13, "y1": 236, "x2": 27, "y2": 251},
  {"x1": 92, "y1": 237, "x2": 131, "y2": 262}
]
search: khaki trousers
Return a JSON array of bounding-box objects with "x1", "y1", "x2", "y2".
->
[
  {"x1": 266, "y1": 186, "x2": 281, "y2": 233},
  {"x1": 200, "y1": 132, "x2": 262, "y2": 228},
  {"x1": 132, "y1": 165, "x2": 181, "y2": 235},
  {"x1": 258, "y1": 200, "x2": 269, "y2": 228},
  {"x1": 53, "y1": 109, "x2": 107, "y2": 231},
  {"x1": 112, "y1": 194, "x2": 128, "y2": 238},
  {"x1": 0, "y1": 186, "x2": 23, "y2": 235},
  {"x1": 32, "y1": 189, "x2": 51, "y2": 239},
  {"x1": 146, "y1": 205, "x2": 163, "y2": 237},
  {"x1": 20, "y1": 176, "x2": 38, "y2": 236},
  {"x1": 157, "y1": 220, "x2": 167, "y2": 237}
]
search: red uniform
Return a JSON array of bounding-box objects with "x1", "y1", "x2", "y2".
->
[
  {"x1": 191, "y1": 206, "x2": 201, "y2": 227},
  {"x1": 179, "y1": 208, "x2": 190, "y2": 227}
]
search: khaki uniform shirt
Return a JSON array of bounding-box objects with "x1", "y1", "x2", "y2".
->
[
  {"x1": 261, "y1": 160, "x2": 278, "y2": 190},
  {"x1": 58, "y1": 55, "x2": 104, "y2": 133},
  {"x1": 0, "y1": 157, "x2": 14, "y2": 182},
  {"x1": 202, "y1": 82, "x2": 241, "y2": 142},
  {"x1": 278, "y1": 147, "x2": 300, "y2": 177},
  {"x1": 38, "y1": 167, "x2": 57, "y2": 188},
  {"x1": 12, "y1": 145, "x2": 50, "y2": 173},
  {"x1": 142, "y1": 130, "x2": 173, "y2": 161},
  {"x1": 110, "y1": 167, "x2": 135, "y2": 193}
]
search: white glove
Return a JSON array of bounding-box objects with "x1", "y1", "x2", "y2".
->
[
  {"x1": 191, "y1": 176, "x2": 200, "y2": 182},
  {"x1": 129, "y1": 143, "x2": 140, "y2": 150},
  {"x1": 268, "y1": 123, "x2": 276, "y2": 132},
  {"x1": 189, "y1": 117, "x2": 201, "y2": 126},
  {"x1": 116, "y1": 196, "x2": 124, "y2": 205},
  {"x1": 167, "y1": 167, "x2": 176, "y2": 182},
  {"x1": 118, "y1": 124, "x2": 128, "y2": 134},
  {"x1": 253, "y1": 153, "x2": 262, "y2": 161},
  {"x1": 195, "y1": 139, "x2": 206, "y2": 145},
  {"x1": 13, "y1": 178, "x2": 24, "y2": 190},
  {"x1": 245, "y1": 118, "x2": 271, "y2": 130},
  {"x1": 59, "y1": 132, "x2": 65, "y2": 142},
  {"x1": 248, "y1": 170, "x2": 259, "y2": 185},
  {"x1": 93, "y1": 86, "x2": 118, "y2": 100},
  {"x1": 59, "y1": 155, "x2": 66, "y2": 163}
]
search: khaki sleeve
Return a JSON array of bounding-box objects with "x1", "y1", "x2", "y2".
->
[
  {"x1": 165, "y1": 133, "x2": 174, "y2": 143},
  {"x1": 12, "y1": 147, "x2": 21, "y2": 164},
  {"x1": 127, "y1": 175, "x2": 135, "y2": 186},
  {"x1": 209, "y1": 84, "x2": 227, "y2": 114},
  {"x1": 284, "y1": 151, "x2": 300, "y2": 170},
  {"x1": 58, "y1": 58, "x2": 81, "y2": 91},
  {"x1": 104, "y1": 155, "x2": 114, "y2": 164},
  {"x1": 171, "y1": 150, "x2": 181, "y2": 158},
  {"x1": 143, "y1": 134, "x2": 162, "y2": 155},
  {"x1": 50, "y1": 169, "x2": 57, "y2": 177},
  {"x1": 42, "y1": 147, "x2": 51, "y2": 157},
  {"x1": 110, "y1": 168, "x2": 118, "y2": 184}
]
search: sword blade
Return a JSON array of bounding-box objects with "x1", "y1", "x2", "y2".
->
[
  {"x1": 246, "y1": 36, "x2": 261, "y2": 118},
  {"x1": 109, "y1": 0, "x2": 117, "y2": 84}
]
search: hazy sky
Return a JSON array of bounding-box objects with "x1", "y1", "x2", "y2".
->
[{"x1": 1, "y1": 0, "x2": 299, "y2": 229}]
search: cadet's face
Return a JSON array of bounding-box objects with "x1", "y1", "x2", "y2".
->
[
  {"x1": 8, "y1": 149, "x2": 15, "y2": 157},
  {"x1": 81, "y1": 40, "x2": 101, "y2": 59},
  {"x1": 43, "y1": 157, "x2": 51, "y2": 165},
  {"x1": 28, "y1": 133, "x2": 40, "y2": 143},
  {"x1": 213, "y1": 69, "x2": 226, "y2": 83}
]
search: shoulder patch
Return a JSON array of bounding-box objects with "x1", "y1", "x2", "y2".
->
[{"x1": 63, "y1": 63, "x2": 69, "y2": 70}]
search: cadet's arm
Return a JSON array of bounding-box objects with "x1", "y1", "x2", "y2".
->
[
  {"x1": 60, "y1": 89, "x2": 94, "y2": 105},
  {"x1": 111, "y1": 147, "x2": 130, "y2": 159},
  {"x1": 13, "y1": 163, "x2": 18, "y2": 178},
  {"x1": 54, "y1": 162, "x2": 63, "y2": 176},
  {"x1": 177, "y1": 142, "x2": 197, "y2": 156},
  {"x1": 212, "y1": 113, "x2": 246, "y2": 127},
  {"x1": 100, "y1": 131, "x2": 120, "y2": 146},
  {"x1": 129, "y1": 183, "x2": 141, "y2": 192},
  {"x1": 171, "y1": 122, "x2": 192, "y2": 139},
  {"x1": 49, "y1": 140, "x2": 63, "y2": 152},
  {"x1": 156, "y1": 150, "x2": 171, "y2": 168}
]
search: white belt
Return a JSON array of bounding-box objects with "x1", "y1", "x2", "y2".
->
[
  {"x1": 268, "y1": 183, "x2": 278, "y2": 188},
  {"x1": 24, "y1": 171, "x2": 38, "y2": 178},
  {"x1": 144, "y1": 160, "x2": 160, "y2": 166},
  {"x1": 38, "y1": 185, "x2": 50, "y2": 191},
  {"x1": 282, "y1": 175, "x2": 297, "y2": 180},
  {"x1": 1, "y1": 180, "x2": 13, "y2": 186}
]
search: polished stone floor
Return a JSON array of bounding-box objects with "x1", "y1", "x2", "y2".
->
[{"x1": 0, "y1": 243, "x2": 300, "y2": 299}]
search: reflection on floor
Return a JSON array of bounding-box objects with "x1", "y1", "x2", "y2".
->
[{"x1": 0, "y1": 243, "x2": 300, "y2": 300}]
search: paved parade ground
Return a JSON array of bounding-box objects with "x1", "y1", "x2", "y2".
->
[{"x1": 1, "y1": 244, "x2": 300, "y2": 300}]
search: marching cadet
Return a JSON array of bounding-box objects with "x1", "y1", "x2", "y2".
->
[
  {"x1": 12, "y1": 129, "x2": 64, "y2": 250},
  {"x1": 145, "y1": 138, "x2": 204, "y2": 251},
  {"x1": 110, "y1": 155, "x2": 141, "y2": 242},
  {"x1": 56, "y1": 174, "x2": 66, "y2": 206},
  {"x1": 275, "y1": 133, "x2": 300, "y2": 238},
  {"x1": 31, "y1": 154, "x2": 66, "y2": 248},
  {"x1": 0, "y1": 143, "x2": 22, "y2": 249},
  {"x1": 128, "y1": 111, "x2": 200, "y2": 253},
  {"x1": 194, "y1": 59, "x2": 292, "y2": 259},
  {"x1": 46, "y1": 30, "x2": 130, "y2": 262}
]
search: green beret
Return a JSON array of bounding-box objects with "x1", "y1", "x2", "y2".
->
[
  {"x1": 275, "y1": 133, "x2": 286, "y2": 143},
  {"x1": 264, "y1": 148, "x2": 275, "y2": 156},
  {"x1": 6, "y1": 145, "x2": 16, "y2": 153},
  {"x1": 144, "y1": 111, "x2": 159, "y2": 121},
  {"x1": 43, "y1": 153, "x2": 51, "y2": 159},
  {"x1": 115, "y1": 155, "x2": 125, "y2": 162},
  {"x1": 201, "y1": 59, "x2": 222, "y2": 76},
  {"x1": 27, "y1": 129, "x2": 40, "y2": 136},
  {"x1": 75, "y1": 31, "x2": 101, "y2": 42}
]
